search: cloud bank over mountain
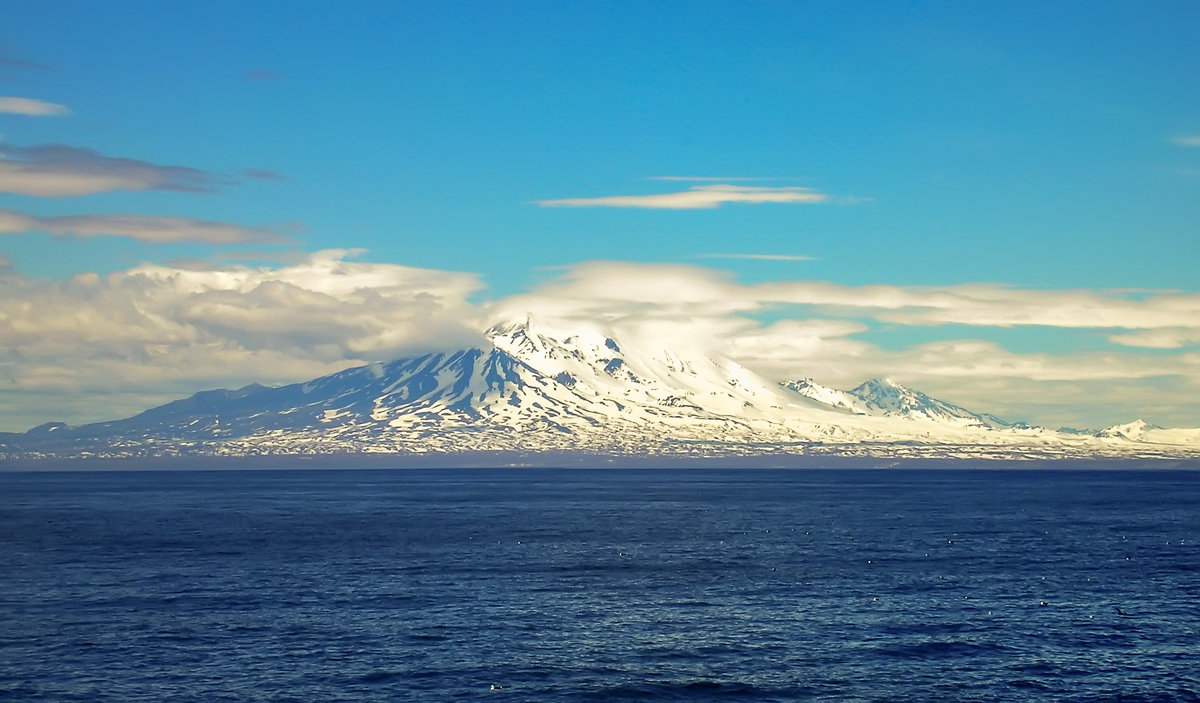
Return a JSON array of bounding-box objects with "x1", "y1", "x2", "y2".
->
[{"x1": 2, "y1": 251, "x2": 1197, "y2": 432}]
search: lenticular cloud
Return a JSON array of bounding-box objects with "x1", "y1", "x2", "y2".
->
[{"x1": 537, "y1": 184, "x2": 828, "y2": 209}]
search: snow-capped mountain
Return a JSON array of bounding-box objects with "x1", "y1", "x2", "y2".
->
[
  {"x1": 1095, "y1": 419, "x2": 1200, "y2": 448},
  {"x1": 848, "y1": 378, "x2": 1013, "y2": 429},
  {"x1": 1098, "y1": 419, "x2": 1157, "y2": 441},
  {"x1": 3, "y1": 318, "x2": 1198, "y2": 463},
  {"x1": 780, "y1": 378, "x2": 874, "y2": 415}
]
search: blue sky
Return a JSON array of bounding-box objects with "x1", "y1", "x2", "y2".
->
[{"x1": 2, "y1": 1, "x2": 1199, "y2": 431}]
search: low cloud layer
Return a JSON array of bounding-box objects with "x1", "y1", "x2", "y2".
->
[
  {"x1": 2, "y1": 255, "x2": 1197, "y2": 431},
  {"x1": 494, "y1": 261, "x2": 1200, "y2": 335},
  {"x1": 487, "y1": 262, "x2": 1200, "y2": 427},
  {"x1": 0, "y1": 143, "x2": 234, "y2": 197},
  {"x1": 0, "y1": 251, "x2": 484, "y2": 429},
  {"x1": 537, "y1": 184, "x2": 828, "y2": 210},
  {"x1": 0, "y1": 208, "x2": 289, "y2": 245}
]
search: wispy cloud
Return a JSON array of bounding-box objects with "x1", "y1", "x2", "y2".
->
[
  {"x1": 0, "y1": 208, "x2": 290, "y2": 245},
  {"x1": 0, "y1": 143, "x2": 235, "y2": 197},
  {"x1": 0, "y1": 97, "x2": 69, "y2": 116},
  {"x1": 1171, "y1": 135, "x2": 1200, "y2": 148},
  {"x1": 244, "y1": 68, "x2": 282, "y2": 83},
  {"x1": 493, "y1": 261, "x2": 1200, "y2": 334},
  {"x1": 0, "y1": 51, "x2": 50, "y2": 82},
  {"x1": 693, "y1": 253, "x2": 815, "y2": 262},
  {"x1": 242, "y1": 168, "x2": 286, "y2": 181},
  {"x1": 0, "y1": 54, "x2": 49, "y2": 71},
  {"x1": 537, "y1": 184, "x2": 829, "y2": 210},
  {"x1": 1108, "y1": 329, "x2": 1200, "y2": 349}
]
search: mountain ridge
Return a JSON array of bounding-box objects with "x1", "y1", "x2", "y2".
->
[{"x1": 3, "y1": 319, "x2": 1198, "y2": 462}]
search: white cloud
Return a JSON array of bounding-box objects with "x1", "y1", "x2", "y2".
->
[
  {"x1": 537, "y1": 184, "x2": 828, "y2": 209},
  {"x1": 861, "y1": 346, "x2": 1200, "y2": 429},
  {"x1": 0, "y1": 251, "x2": 484, "y2": 429},
  {"x1": 0, "y1": 208, "x2": 289, "y2": 245},
  {"x1": 1108, "y1": 329, "x2": 1200, "y2": 349},
  {"x1": 720, "y1": 322, "x2": 1200, "y2": 427},
  {"x1": 3, "y1": 256, "x2": 1198, "y2": 431},
  {"x1": 725, "y1": 319, "x2": 875, "y2": 382},
  {"x1": 749, "y1": 281, "x2": 1200, "y2": 331},
  {"x1": 0, "y1": 97, "x2": 69, "y2": 116},
  {"x1": 501, "y1": 262, "x2": 1200, "y2": 333},
  {"x1": 486, "y1": 262, "x2": 759, "y2": 348},
  {"x1": 0, "y1": 209, "x2": 29, "y2": 233},
  {"x1": 484, "y1": 262, "x2": 1200, "y2": 427},
  {"x1": 0, "y1": 143, "x2": 233, "y2": 197},
  {"x1": 1171, "y1": 135, "x2": 1200, "y2": 148}
]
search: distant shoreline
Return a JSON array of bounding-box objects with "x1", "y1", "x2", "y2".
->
[{"x1": 4, "y1": 452, "x2": 1199, "y2": 472}]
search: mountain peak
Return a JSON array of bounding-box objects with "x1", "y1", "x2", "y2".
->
[
  {"x1": 851, "y1": 378, "x2": 915, "y2": 405},
  {"x1": 844, "y1": 378, "x2": 1011, "y2": 429},
  {"x1": 485, "y1": 315, "x2": 535, "y2": 339},
  {"x1": 486, "y1": 314, "x2": 607, "y2": 340},
  {"x1": 786, "y1": 377, "x2": 817, "y2": 388},
  {"x1": 857, "y1": 377, "x2": 904, "y2": 391},
  {"x1": 1099, "y1": 419, "x2": 1159, "y2": 439}
]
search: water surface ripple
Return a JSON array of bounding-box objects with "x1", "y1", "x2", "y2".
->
[{"x1": 2, "y1": 469, "x2": 1198, "y2": 701}]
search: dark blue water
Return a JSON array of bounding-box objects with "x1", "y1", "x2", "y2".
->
[{"x1": 2, "y1": 469, "x2": 1199, "y2": 702}]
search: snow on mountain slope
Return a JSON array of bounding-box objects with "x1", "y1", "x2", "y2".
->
[
  {"x1": 781, "y1": 378, "x2": 874, "y2": 415},
  {"x1": 3, "y1": 318, "x2": 1197, "y2": 461},
  {"x1": 847, "y1": 378, "x2": 1014, "y2": 429},
  {"x1": 1098, "y1": 420, "x2": 1200, "y2": 447},
  {"x1": 488, "y1": 318, "x2": 792, "y2": 420},
  {"x1": 780, "y1": 377, "x2": 1012, "y2": 429},
  {"x1": 1098, "y1": 419, "x2": 1156, "y2": 441}
]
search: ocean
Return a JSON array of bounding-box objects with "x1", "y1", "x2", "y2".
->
[{"x1": 1, "y1": 468, "x2": 1198, "y2": 702}]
